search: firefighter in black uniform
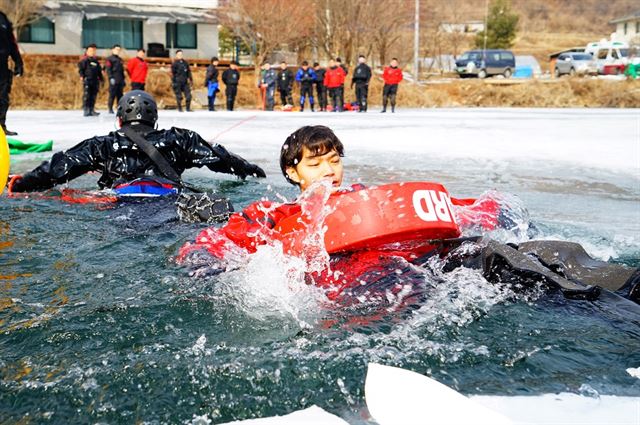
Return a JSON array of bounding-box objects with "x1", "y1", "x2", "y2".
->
[
  {"x1": 171, "y1": 50, "x2": 193, "y2": 112},
  {"x1": 221, "y1": 61, "x2": 240, "y2": 111},
  {"x1": 78, "y1": 43, "x2": 103, "y2": 117},
  {"x1": 351, "y1": 55, "x2": 372, "y2": 112},
  {"x1": 0, "y1": 11, "x2": 23, "y2": 135},
  {"x1": 104, "y1": 44, "x2": 125, "y2": 114},
  {"x1": 277, "y1": 61, "x2": 294, "y2": 107},
  {"x1": 313, "y1": 62, "x2": 327, "y2": 112}
]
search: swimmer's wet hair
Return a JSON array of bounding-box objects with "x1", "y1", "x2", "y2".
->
[{"x1": 280, "y1": 125, "x2": 345, "y2": 186}]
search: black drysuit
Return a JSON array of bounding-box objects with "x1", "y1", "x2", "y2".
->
[
  {"x1": 314, "y1": 68, "x2": 327, "y2": 111},
  {"x1": 78, "y1": 55, "x2": 103, "y2": 115},
  {"x1": 171, "y1": 59, "x2": 193, "y2": 111},
  {"x1": 10, "y1": 124, "x2": 266, "y2": 192},
  {"x1": 277, "y1": 68, "x2": 294, "y2": 106},
  {"x1": 105, "y1": 54, "x2": 125, "y2": 112},
  {"x1": 221, "y1": 68, "x2": 240, "y2": 111},
  {"x1": 0, "y1": 12, "x2": 22, "y2": 129},
  {"x1": 352, "y1": 63, "x2": 372, "y2": 111}
]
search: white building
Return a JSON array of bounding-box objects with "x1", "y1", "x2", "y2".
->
[
  {"x1": 439, "y1": 21, "x2": 484, "y2": 34},
  {"x1": 18, "y1": 0, "x2": 219, "y2": 59},
  {"x1": 609, "y1": 10, "x2": 640, "y2": 44}
]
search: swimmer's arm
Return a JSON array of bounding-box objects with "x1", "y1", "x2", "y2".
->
[
  {"x1": 10, "y1": 137, "x2": 107, "y2": 192},
  {"x1": 178, "y1": 130, "x2": 266, "y2": 179}
]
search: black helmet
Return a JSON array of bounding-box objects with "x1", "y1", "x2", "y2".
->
[{"x1": 117, "y1": 90, "x2": 157, "y2": 126}]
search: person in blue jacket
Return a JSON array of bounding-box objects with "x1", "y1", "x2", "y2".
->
[
  {"x1": 204, "y1": 57, "x2": 220, "y2": 111},
  {"x1": 295, "y1": 61, "x2": 317, "y2": 112}
]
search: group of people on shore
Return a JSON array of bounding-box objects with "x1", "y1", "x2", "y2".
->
[{"x1": 257, "y1": 56, "x2": 404, "y2": 113}]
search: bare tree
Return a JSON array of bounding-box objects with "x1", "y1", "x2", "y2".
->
[
  {"x1": 0, "y1": 0, "x2": 45, "y2": 33},
  {"x1": 367, "y1": 0, "x2": 412, "y2": 66},
  {"x1": 218, "y1": 0, "x2": 313, "y2": 72}
]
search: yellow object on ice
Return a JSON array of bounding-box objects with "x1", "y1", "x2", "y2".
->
[{"x1": 0, "y1": 126, "x2": 9, "y2": 195}]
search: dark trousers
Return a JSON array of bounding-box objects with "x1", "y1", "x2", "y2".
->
[
  {"x1": 265, "y1": 85, "x2": 276, "y2": 111},
  {"x1": 0, "y1": 73, "x2": 12, "y2": 126},
  {"x1": 299, "y1": 84, "x2": 314, "y2": 110},
  {"x1": 316, "y1": 83, "x2": 327, "y2": 110},
  {"x1": 173, "y1": 81, "x2": 192, "y2": 111},
  {"x1": 83, "y1": 81, "x2": 100, "y2": 113},
  {"x1": 355, "y1": 83, "x2": 369, "y2": 111},
  {"x1": 108, "y1": 83, "x2": 124, "y2": 112},
  {"x1": 278, "y1": 88, "x2": 293, "y2": 106},
  {"x1": 131, "y1": 82, "x2": 145, "y2": 91},
  {"x1": 226, "y1": 85, "x2": 238, "y2": 110},
  {"x1": 207, "y1": 93, "x2": 217, "y2": 111},
  {"x1": 328, "y1": 87, "x2": 342, "y2": 111},
  {"x1": 382, "y1": 84, "x2": 399, "y2": 111}
]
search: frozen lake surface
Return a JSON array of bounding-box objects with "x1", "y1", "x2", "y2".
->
[{"x1": 2, "y1": 108, "x2": 639, "y2": 424}]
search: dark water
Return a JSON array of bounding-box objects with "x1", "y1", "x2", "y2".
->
[{"x1": 1, "y1": 170, "x2": 639, "y2": 424}]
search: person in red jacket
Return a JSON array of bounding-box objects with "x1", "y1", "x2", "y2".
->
[
  {"x1": 179, "y1": 125, "x2": 345, "y2": 265},
  {"x1": 323, "y1": 59, "x2": 346, "y2": 112},
  {"x1": 126, "y1": 48, "x2": 148, "y2": 91},
  {"x1": 381, "y1": 58, "x2": 403, "y2": 113}
]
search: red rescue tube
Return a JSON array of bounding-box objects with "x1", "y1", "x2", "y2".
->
[{"x1": 275, "y1": 182, "x2": 462, "y2": 255}]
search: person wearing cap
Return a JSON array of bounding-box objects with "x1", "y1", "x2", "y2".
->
[{"x1": 78, "y1": 43, "x2": 103, "y2": 117}]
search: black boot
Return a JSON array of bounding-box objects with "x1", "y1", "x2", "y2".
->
[
  {"x1": 186, "y1": 100, "x2": 192, "y2": 112},
  {"x1": 177, "y1": 101, "x2": 183, "y2": 112},
  {"x1": 83, "y1": 108, "x2": 91, "y2": 117},
  {"x1": 1, "y1": 125, "x2": 17, "y2": 136},
  {"x1": 90, "y1": 109, "x2": 100, "y2": 116}
]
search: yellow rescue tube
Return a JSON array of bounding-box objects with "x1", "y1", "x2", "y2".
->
[{"x1": 0, "y1": 127, "x2": 8, "y2": 195}]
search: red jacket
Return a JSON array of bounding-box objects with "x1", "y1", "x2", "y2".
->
[
  {"x1": 324, "y1": 66, "x2": 346, "y2": 88},
  {"x1": 126, "y1": 57, "x2": 148, "y2": 84},
  {"x1": 383, "y1": 66, "x2": 403, "y2": 85}
]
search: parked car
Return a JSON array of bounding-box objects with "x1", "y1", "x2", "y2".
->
[
  {"x1": 554, "y1": 52, "x2": 597, "y2": 77},
  {"x1": 585, "y1": 41, "x2": 629, "y2": 74},
  {"x1": 455, "y1": 49, "x2": 516, "y2": 79}
]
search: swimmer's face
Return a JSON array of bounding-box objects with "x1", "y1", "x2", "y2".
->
[{"x1": 287, "y1": 147, "x2": 344, "y2": 192}]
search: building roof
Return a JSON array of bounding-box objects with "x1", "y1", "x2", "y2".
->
[
  {"x1": 42, "y1": 0, "x2": 217, "y2": 24},
  {"x1": 609, "y1": 10, "x2": 640, "y2": 24}
]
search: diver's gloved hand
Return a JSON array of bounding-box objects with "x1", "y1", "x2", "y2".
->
[
  {"x1": 225, "y1": 151, "x2": 266, "y2": 179},
  {"x1": 13, "y1": 63, "x2": 23, "y2": 77}
]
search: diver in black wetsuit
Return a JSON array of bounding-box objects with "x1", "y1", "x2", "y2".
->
[{"x1": 8, "y1": 90, "x2": 265, "y2": 193}]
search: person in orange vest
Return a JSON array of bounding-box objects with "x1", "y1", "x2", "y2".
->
[
  {"x1": 381, "y1": 58, "x2": 403, "y2": 113},
  {"x1": 323, "y1": 59, "x2": 346, "y2": 112}
]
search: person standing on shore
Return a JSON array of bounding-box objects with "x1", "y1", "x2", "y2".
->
[
  {"x1": 205, "y1": 57, "x2": 220, "y2": 111},
  {"x1": 0, "y1": 11, "x2": 23, "y2": 135},
  {"x1": 296, "y1": 61, "x2": 316, "y2": 112},
  {"x1": 171, "y1": 50, "x2": 193, "y2": 112},
  {"x1": 260, "y1": 62, "x2": 277, "y2": 111},
  {"x1": 323, "y1": 59, "x2": 346, "y2": 112},
  {"x1": 313, "y1": 62, "x2": 327, "y2": 112},
  {"x1": 127, "y1": 49, "x2": 148, "y2": 91},
  {"x1": 277, "y1": 61, "x2": 294, "y2": 107},
  {"x1": 222, "y1": 61, "x2": 240, "y2": 111},
  {"x1": 336, "y1": 57, "x2": 348, "y2": 109},
  {"x1": 351, "y1": 55, "x2": 371, "y2": 112},
  {"x1": 104, "y1": 44, "x2": 125, "y2": 114},
  {"x1": 78, "y1": 43, "x2": 103, "y2": 117},
  {"x1": 381, "y1": 58, "x2": 403, "y2": 113}
]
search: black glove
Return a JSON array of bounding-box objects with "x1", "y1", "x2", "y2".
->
[{"x1": 13, "y1": 63, "x2": 23, "y2": 77}]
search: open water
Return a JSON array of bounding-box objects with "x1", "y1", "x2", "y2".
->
[{"x1": 0, "y1": 109, "x2": 638, "y2": 423}]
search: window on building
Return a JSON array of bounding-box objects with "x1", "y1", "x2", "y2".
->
[
  {"x1": 166, "y1": 23, "x2": 197, "y2": 49},
  {"x1": 18, "y1": 17, "x2": 55, "y2": 44},
  {"x1": 636, "y1": 21, "x2": 639, "y2": 34},
  {"x1": 624, "y1": 22, "x2": 628, "y2": 35},
  {"x1": 82, "y1": 18, "x2": 142, "y2": 50}
]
